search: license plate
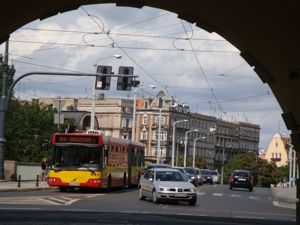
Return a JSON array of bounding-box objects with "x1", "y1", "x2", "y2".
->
[
  {"x1": 69, "y1": 182, "x2": 80, "y2": 186},
  {"x1": 177, "y1": 193, "x2": 187, "y2": 197},
  {"x1": 238, "y1": 178, "x2": 246, "y2": 181}
]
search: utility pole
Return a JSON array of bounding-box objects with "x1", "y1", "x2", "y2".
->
[{"x1": 0, "y1": 40, "x2": 9, "y2": 180}]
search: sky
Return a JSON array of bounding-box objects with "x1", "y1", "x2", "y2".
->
[{"x1": 0, "y1": 3, "x2": 289, "y2": 149}]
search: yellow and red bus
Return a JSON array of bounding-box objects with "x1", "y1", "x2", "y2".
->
[{"x1": 47, "y1": 130, "x2": 145, "y2": 191}]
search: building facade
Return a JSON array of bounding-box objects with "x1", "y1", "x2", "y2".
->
[
  {"x1": 264, "y1": 133, "x2": 290, "y2": 167},
  {"x1": 39, "y1": 93, "x2": 260, "y2": 169}
]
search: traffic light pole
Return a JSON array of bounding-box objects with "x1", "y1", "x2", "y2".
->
[{"x1": 0, "y1": 40, "x2": 9, "y2": 180}]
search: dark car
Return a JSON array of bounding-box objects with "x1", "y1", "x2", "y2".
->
[
  {"x1": 184, "y1": 167, "x2": 200, "y2": 186},
  {"x1": 199, "y1": 169, "x2": 213, "y2": 184},
  {"x1": 229, "y1": 170, "x2": 253, "y2": 192}
]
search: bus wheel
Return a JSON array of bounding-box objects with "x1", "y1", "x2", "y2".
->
[{"x1": 123, "y1": 172, "x2": 127, "y2": 189}]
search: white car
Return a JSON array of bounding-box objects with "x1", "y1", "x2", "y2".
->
[{"x1": 138, "y1": 168, "x2": 197, "y2": 206}]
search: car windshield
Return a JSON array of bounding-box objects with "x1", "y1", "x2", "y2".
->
[
  {"x1": 185, "y1": 168, "x2": 195, "y2": 174},
  {"x1": 233, "y1": 171, "x2": 250, "y2": 177},
  {"x1": 210, "y1": 171, "x2": 218, "y2": 175},
  {"x1": 201, "y1": 170, "x2": 210, "y2": 175},
  {"x1": 155, "y1": 171, "x2": 186, "y2": 182},
  {"x1": 174, "y1": 168, "x2": 185, "y2": 173}
]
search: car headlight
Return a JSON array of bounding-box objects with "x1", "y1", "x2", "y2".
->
[
  {"x1": 191, "y1": 176, "x2": 195, "y2": 179},
  {"x1": 160, "y1": 187, "x2": 170, "y2": 191},
  {"x1": 190, "y1": 187, "x2": 196, "y2": 193}
]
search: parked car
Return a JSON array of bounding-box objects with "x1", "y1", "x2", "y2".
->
[
  {"x1": 138, "y1": 168, "x2": 197, "y2": 206},
  {"x1": 229, "y1": 169, "x2": 253, "y2": 192},
  {"x1": 184, "y1": 167, "x2": 201, "y2": 186},
  {"x1": 210, "y1": 170, "x2": 220, "y2": 184},
  {"x1": 199, "y1": 169, "x2": 213, "y2": 184},
  {"x1": 144, "y1": 163, "x2": 171, "y2": 173}
]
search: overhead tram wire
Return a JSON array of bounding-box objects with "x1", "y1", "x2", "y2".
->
[
  {"x1": 80, "y1": 7, "x2": 172, "y2": 96},
  {"x1": 180, "y1": 20, "x2": 225, "y2": 119},
  {"x1": 18, "y1": 27, "x2": 226, "y2": 43}
]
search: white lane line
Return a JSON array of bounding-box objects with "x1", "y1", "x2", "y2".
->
[
  {"x1": 39, "y1": 198, "x2": 61, "y2": 205},
  {"x1": 86, "y1": 194, "x2": 105, "y2": 198},
  {"x1": 231, "y1": 194, "x2": 241, "y2": 198},
  {"x1": 249, "y1": 196, "x2": 259, "y2": 199},
  {"x1": 197, "y1": 192, "x2": 206, "y2": 195},
  {"x1": 64, "y1": 199, "x2": 80, "y2": 206},
  {"x1": 234, "y1": 216, "x2": 265, "y2": 220},
  {"x1": 48, "y1": 197, "x2": 68, "y2": 204},
  {"x1": 212, "y1": 193, "x2": 223, "y2": 197}
]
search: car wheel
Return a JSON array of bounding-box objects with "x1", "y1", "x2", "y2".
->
[
  {"x1": 229, "y1": 185, "x2": 232, "y2": 190},
  {"x1": 152, "y1": 190, "x2": 160, "y2": 204},
  {"x1": 59, "y1": 186, "x2": 66, "y2": 192},
  {"x1": 249, "y1": 187, "x2": 253, "y2": 192},
  {"x1": 188, "y1": 197, "x2": 197, "y2": 206},
  {"x1": 139, "y1": 187, "x2": 145, "y2": 200}
]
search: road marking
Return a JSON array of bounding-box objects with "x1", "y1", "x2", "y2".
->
[
  {"x1": 86, "y1": 194, "x2": 106, "y2": 198},
  {"x1": 212, "y1": 193, "x2": 223, "y2": 197},
  {"x1": 249, "y1": 196, "x2": 259, "y2": 200},
  {"x1": 231, "y1": 194, "x2": 241, "y2": 198},
  {"x1": 197, "y1": 192, "x2": 206, "y2": 195},
  {"x1": 39, "y1": 197, "x2": 79, "y2": 206},
  {"x1": 234, "y1": 216, "x2": 265, "y2": 220}
]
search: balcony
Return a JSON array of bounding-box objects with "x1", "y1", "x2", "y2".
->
[{"x1": 121, "y1": 127, "x2": 132, "y2": 133}]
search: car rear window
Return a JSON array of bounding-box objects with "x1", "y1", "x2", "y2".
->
[
  {"x1": 210, "y1": 171, "x2": 218, "y2": 175},
  {"x1": 201, "y1": 170, "x2": 210, "y2": 175},
  {"x1": 233, "y1": 171, "x2": 250, "y2": 177}
]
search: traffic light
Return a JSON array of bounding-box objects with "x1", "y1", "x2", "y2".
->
[
  {"x1": 117, "y1": 66, "x2": 134, "y2": 91},
  {"x1": 95, "y1": 65, "x2": 112, "y2": 90}
]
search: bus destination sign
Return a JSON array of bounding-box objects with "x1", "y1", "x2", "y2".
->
[{"x1": 56, "y1": 135, "x2": 99, "y2": 144}]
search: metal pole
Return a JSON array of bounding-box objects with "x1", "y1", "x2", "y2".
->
[
  {"x1": 293, "y1": 150, "x2": 296, "y2": 186},
  {"x1": 90, "y1": 77, "x2": 96, "y2": 130},
  {"x1": 156, "y1": 108, "x2": 162, "y2": 163},
  {"x1": 172, "y1": 122, "x2": 176, "y2": 167},
  {"x1": 0, "y1": 40, "x2": 9, "y2": 180},
  {"x1": 172, "y1": 119, "x2": 187, "y2": 167},
  {"x1": 221, "y1": 147, "x2": 225, "y2": 185},
  {"x1": 193, "y1": 139, "x2": 196, "y2": 168},
  {"x1": 184, "y1": 132, "x2": 188, "y2": 167},
  {"x1": 289, "y1": 146, "x2": 292, "y2": 187},
  {"x1": 132, "y1": 88, "x2": 137, "y2": 142}
]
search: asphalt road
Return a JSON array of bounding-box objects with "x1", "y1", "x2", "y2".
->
[{"x1": 0, "y1": 184, "x2": 296, "y2": 225}]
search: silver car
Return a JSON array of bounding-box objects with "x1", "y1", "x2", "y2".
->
[{"x1": 138, "y1": 168, "x2": 197, "y2": 206}]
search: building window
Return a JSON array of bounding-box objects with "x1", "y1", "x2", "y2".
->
[
  {"x1": 145, "y1": 101, "x2": 148, "y2": 109},
  {"x1": 155, "y1": 115, "x2": 165, "y2": 125},
  {"x1": 142, "y1": 114, "x2": 147, "y2": 125},
  {"x1": 141, "y1": 130, "x2": 147, "y2": 140}
]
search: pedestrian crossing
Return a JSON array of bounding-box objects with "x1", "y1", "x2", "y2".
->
[
  {"x1": 197, "y1": 192, "x2": 260, "y2": 200},
  {"x1": 39, "y1": 196, "x2": 80, "y2": 205}
]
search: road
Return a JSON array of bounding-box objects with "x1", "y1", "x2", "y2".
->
[{"x1": 0, "y1": 184, "x2": 296, "y2": 224}]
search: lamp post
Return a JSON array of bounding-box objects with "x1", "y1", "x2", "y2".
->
[
  {"x1": 184, "y1": 129, "x2": 199, "y2": 167},
  {"x1": 172, "y1": 119, "x2": 188, "y2": 167},
  {"x1": 91, "y1": 54, "x2": 122, "y2": 130},
  {"x1": 192, "y1": 136, "x2": 206, "y2": 168},
  {"x1": 156, "y1": 108, "x2": 163, "y2": 163}
]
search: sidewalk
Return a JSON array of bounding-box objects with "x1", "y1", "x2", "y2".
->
[
  {"x1": 271, "y1": 186, "x2": 298, "y2": 209},
  {"x1": 0, "y1": 180, "x2": 54, "y2": 192}
]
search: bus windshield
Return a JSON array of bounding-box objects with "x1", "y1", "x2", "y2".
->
[{"x1": 52, "y1": 145, "x2": 103, "y2": 170}]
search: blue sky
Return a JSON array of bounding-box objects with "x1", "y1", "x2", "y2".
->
[{"x1": 0, "y1": 4, "x2": 289, "y2": 148}]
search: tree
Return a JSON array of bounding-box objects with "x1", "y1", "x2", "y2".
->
[
  {"x1": 5, "y1": 100, "x2": 57, "y2": 162},
  {"x1": 175, "y1": 156, "x2": 207, "y2": 168},
  {"x1": 224, "y1": 153, "x2": 280, "y2": 187}
]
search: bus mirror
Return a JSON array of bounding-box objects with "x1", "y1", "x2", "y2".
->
[{"x1": 104, "y1": 145, "x2": 109, "y2": 157}]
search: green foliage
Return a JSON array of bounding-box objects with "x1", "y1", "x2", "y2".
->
[
  {"x1": 224, "y1": 153, "x2": 284, "y2": 187},
  {"x1": 175, "y1": 156, "x2": 207, "y2": 168},
  {"x1": 5, "y1": 100, "x2": 57, "y2": 162}
]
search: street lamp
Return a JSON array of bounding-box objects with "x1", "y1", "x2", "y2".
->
[
  {"x1": 192, "y1": 136, "x2": 206, "y2": 167},
  {"x1": 156, "y1": 107, "x2": 163, "y2": 163},
  {"x1": 90, "y1": 54, "x2": 122, "y2": 130},
  {"x1": 184, "y1": 129, "x2": 199, "y2": 167},
  {"x1": 172, "y1": 119, "x2": 188, "y2": 167}
]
